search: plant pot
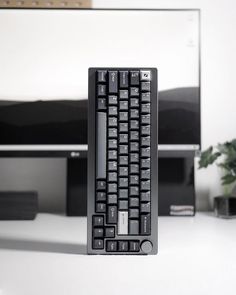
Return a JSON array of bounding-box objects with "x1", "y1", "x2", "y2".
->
[{"x1": 214, "y1": 196, "x2": 236, "y2": 218}]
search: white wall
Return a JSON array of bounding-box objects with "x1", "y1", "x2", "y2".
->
[{"x1": 0, "y1": 0, "x2": 235, "y2": 210}]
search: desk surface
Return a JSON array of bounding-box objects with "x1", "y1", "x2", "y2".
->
[{"x1": 0, "y1": 213, "x2": 235, "y2": 295}]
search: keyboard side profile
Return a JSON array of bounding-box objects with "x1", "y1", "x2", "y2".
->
[{"x1": 88, "y1": 68, "x2": 158, "y2": 255}]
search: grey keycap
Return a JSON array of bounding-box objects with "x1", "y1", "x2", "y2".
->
[
  {"x1": 108, "y1": 128, "x2": 117, "y2": 138},
  {"x1": 130, "y1": 120, "x2": 139, "y2": 130},
  {"x1": 129, "y1": 209, "x2": 139, "y2": 219},
  {"x1": 141, "y1": 180, "x2": 151, "y2": 191},
  {"x1": 141, "y1": 169, "x2": 150, "y2": 179},
  {"x1": 130, "y1": 142, "x2": 139, "y2": 152},
  {"x1": 130, "y1": 71, "x2": 140, "y2": 85},
  {"x1": 108, "y1": 95, "x2": 118, "y2": 105},
  {"x1": 98, "y1": 98, "x2": 106, "y2": 110},
  {"x1": 119, "y1": 122, "x2": 128, "y2": 132},
  {"x1": 141, "y1": 81, "x2": 150, "y2": 91},
  {"x1": 130, "y1": 109, "x2": 139, "y2": 118},
  {"x1": 119, "y1": 189, "x2": 128, "y2": 199},
  {"x1": 120, "y1": 100, "x2": 128, "y2": 110},
  {"x1": 141, "y1": 136, "x2": 150, "y2": 146},
  {"x1": 130, "y1": 131, "x2": 139, "y2": 141},
  {"x1": 108, "y1": 150, "x2": 117, "y2": 160},
  {"x1": 140, "y1": 70, "x2": 151, "y2": 81},
  {"x1": 119, "y1": 145, "x2": 128, "y2": 154},
  {"x1": 97, "y1": 84, "x2": 106, "y2": 96},
  {"x1": 130, "y1": 87, "x2": 139, "y2": 96},
  {"x1": 108, "y1": 139, "x2": 117, "y2": 149},
  {"x1": 130, "y1": 153, "x2": 139, "y2": 163},
  {"x1": 108, "y1": 161, "x2": 117, "y2": 171},
  {"x1": 96, "y1": 113, "x2": 107, "y2": 179},
  {"x1": 93, "y1": 228, "x2": 104, "y2": 237},
  {"x1": 141, "y1": 103, "x2": 151, "y2": 113},
  {"x1": 119, "y1": 177, "x2": 128, "y2": 188},
  {"x1": 130, "y1": 164, "x2": 139, "y2": 174},
  {"x1": 96, "y1": 203, "x2": 106, "y2": 213},
  {"x1": 141, "y1": 202, "x2": 151, "y2": 213},
  {"x1": 118, "y1": 211, "x2": 128, "y2": 235},
  {"x1": 141, "y1": 114, "x2": 150, "y2": 124},
  {"x1": 97, "y1": 192, "x2": 106, "y2": 202},
  {"x1": 130, "y1": 187, "x2": 139, "y2": 196},
  {"x1": 141, "y1": 158, "x2": 150, "y2": 169},
  {"x1": 129, "y1": 219, "x2": 139, "y2": 235},
  {"x1": 119, "y1": 166, "x2": 128, "y2": 176},
  {"x1": 108, "y1": 71, "x2": 118, "y2": 93},
  {"x1": 141, "y1": 125, "x2": 150, "y2": 135},
  {"x1": 109, "y1": 117, "x2": 117, "y2": 127},
  {"x1": 119, "y1": 112, "x2": 128, "y2": 121},
  {"x1": 119, "y1": 89, "x2": 129, "y2": 99},
  {"x1": 119, "y1": 156, "x2": 128, "y2": 165},
  {"x1": 109, "y1": 106, "x2": 118, "y2": 116},
  {"x1": 108, "y1": 172, "x2": 117, "y2": 182},
  {"x1": 108, "y1": 194, "x2": 118, "y2": 204},
  {"x1": 141, "y1": 147, "x2": 150, "y2": 157},
  {"x1": 130, "y1": 98, "x2": 139, "y2": 108},
  {"x1": 130, "y1": 175, "x2": 139, "y2": 185},
  {"x1": 141, "y1": 92, "x2": 150, "y2": 102},
  {"x1": 105, "y1": 227, "x2": 115, "y2": 238},
  {"x1": 107, "y1": 205, "x2": 117, "y2": 224},
  {"x1": 119, "y1": 133, "x2": 128, "y2": 143},
  {"x1": 119, "y1": 71, "x2": 128, "y2": 88},
  {"x1": 119, "y1": 200, "x2": 128, "y2": 210},
  {"x1": 108, "y1": 183, "x2": 117, "y2": 193},
  {"x1": 97, "y1": 70, "x2": 107, "y2": 82},
  {"x1": 141, "y1": 191, "x2": 150, "y2": 202}
]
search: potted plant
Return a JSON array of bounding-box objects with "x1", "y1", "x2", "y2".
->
[{"x1": 199, "y1": 139, "x2": 236, "y2": 218}]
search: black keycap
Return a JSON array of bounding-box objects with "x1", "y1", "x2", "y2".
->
[
  {"x1": 108, "y1": 183, "x2": 117, "y2": 193},
  {"x1": 130, "y1": 164, "x2": 139, "y2": 174},
  {"x1": 130, "y1": 186, "x2": 139, "y2": 196},
  {"x1": 106, "y1": 240, "x2": 117, "y2": 252},
  {"x1": 119, "y1": 145, "x2": 128, "y2": 155},
  {"x1": 119, "y1": 156, "x2": 128, "y2": 165},
  {"x1": 141, "y1": 191, "x2": 150, "y2": 202},
  {"x1": 108, "y1": 150, "x2": 117, "y2": 160},
  {"x1": 130, "y1": 87, "x2": 139, "y2": 97},
  {"x1": 130, "y1": 142, "x2": 139, "y2": 152},
  {"x1": 141, "y1": 136, "x2": 150, "y2": 147},
  {"x1": 107, "y1": 205, "x2": 117, "y2": 224},
  {"x1": 119, "y1": 112, "x2": 128, "y2": 121},
  {"x1": 93, "y1": 228, "x2": 104, "y2": 238},
  {"x1": 118, "y1": 241, "x2": 128, "y2": 252},
  {"x1": 97, "y1": 192, "x2": 106, "y2": 202},
  {"x1": 141, "y1": 125, "x2": 150, "y2": 135},
  {"x1": 120, "y1": 71, "x2": 129, "y2": 88},
  {"x1": 130, "y1": 197, "x2": 139, "y2": 207},
  {"x1": 119, "y1": 90, "x2": 129, "y2": 99},
  {"x1": 93, "y1": 239, "x2": 104, "y2": 249},
  {"x1": 108, "y1": 161, "x2": 117, "y2": 171},
  {"x1": 141, "y1": 202, "x2": 151, "y2": 213},
  {"x1": 93, "y1": 216, "x2": 104, "y2": 227},
  {"x1": 141, "y1": 92, "x2": 150, "y2": 102},
  {"x1": 119, "y1": 166, "x2": 128, "y2": 176},
  {"x1": 108, "y1": 95, "x2": 118, "y2": 105},
  {"x1": 141, "y1": 214, "x2": 151, "y2": 235},
  {"x1": 108, "y1": 172, "x2": 117, "y2": 182},
  {"x1": 109, "y1": 117, "x2": 117, "y2": 127},
  {"x1": 130, "y1": 120, "x2": 139, "y2": 130},
  {"x1": 141, "y1": 180, "x2": 151, "y2": 191},
  {"x1": 119, "y1": 177, "x2": 128, "y2": 188},
  {"x1": 141, "y1": 81, "x2": 150, "y2": 91},
  {"x1": 120, "y1": 100, "x2": 128, "y2": 110},
  {"x1": 141, "y1": 114, "x2": 150, "y2": 124},
  {"x1": 97, "y1": 70, "x2": 107, "y2": 83},
  {"x1": 108, "y1": 71, "x2": 118, "y2": 93},
  {"x1": 130, "y1": 175, "x2": 139, "y2": 185},
  {"x1": 97, "y1": 84, "x2": 106, "y2": 96},
  {"x1": 119, "y1": 200, "x2": 128, "y2": 210},
  {"x1": 141, "y1": 158, "x2": 150, "y2": 169},
  {"x1": 141, "y1": 103, "x2": 151, "y2": 113},
  {"x1": 130, "y1": 131, "x2": 139, "y2": 141},
  {"x1": 141, "y1": 169, "x2": 150, "y2": 179},
  {"x1": 119, "y1": 122, "x2": 128, "y2": 132},
  {"x1": 130, "y1": 109, "x2": 139, "y2": 119},
  {"x1": 108, "y1": 194, "x2": 118, "y2": 204},
  {"x1": 105, "y1": 227, "x2": 115, "y2": 238},
  {"x1": 130, "y1": 98, "x2": 139, "y2": 108},
  {"x1": 141, "y1": 147, "x2": 150, "y2": 157},
  {"x1": 98, "y1": 98, "x2": 106, "y2": 110},
  {"x1": 129, "y1": 209, "x2": 139, "y2": 219},
  {"x1": 129, "y1": 241, "x2": 140, "y2": 252},
  {"x1": 129, "y1": 220, "x2": 139, "y2": 235},
  {"x1": 109, "y1": 106, "x2": 118, "y2": 116},
  {"x1": 108, "y1": 139, "x2": 117, "y2": 149},
  {"x1": 130, "y1": 71, "x2": 140, "y2": 85},
  {"x1": 96, "y1": 203, "x2": 106, "y2": 213},
  {"x1": 108, "y1": 128, "x2": 117, "y2": 138},
  {"x1": 119, "y1": 134, "x2": 128, "y2": 143},
  {"x1": 97, "y1": 180, "x2": 106, "y2": 190},
  {"x1": 119, "y1": 189, "x2": 128, "y2": 199}
]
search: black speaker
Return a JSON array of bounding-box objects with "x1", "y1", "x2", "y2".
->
[{"x1": 0, "y1": 191, "x2": 38, "y2": 220}]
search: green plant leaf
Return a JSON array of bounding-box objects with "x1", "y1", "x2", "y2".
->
[
  {"x1": 221, "y1": 174, "x2": 236, "y2": 185},
  {"x1": 199, "y1": 146, "x2": 221, "y2": 168}
]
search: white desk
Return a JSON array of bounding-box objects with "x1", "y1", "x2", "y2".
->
[{"x1": 0, "y1": 213, "x2": 235, "y2": 295}]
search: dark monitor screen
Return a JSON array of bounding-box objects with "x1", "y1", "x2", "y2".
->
[{"x1": 0, "y1": 9, "x2": 200, "y2": 151}]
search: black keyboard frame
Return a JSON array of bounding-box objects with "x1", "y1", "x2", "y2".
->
[{"x1": 88, "y1": 67, "x2": 158, "y2": 255}]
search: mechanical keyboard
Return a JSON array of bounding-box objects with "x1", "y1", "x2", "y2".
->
[{"x1": 88, "y1": 68, "x2": 158, "y2": 254}]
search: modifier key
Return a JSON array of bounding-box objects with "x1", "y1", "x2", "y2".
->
[
  {"x1": 107, "y1": 205, "x2": 118, "y2": 224},
  {"x1": 109, "y1": 71, "x2": 118, "y2": 93}
]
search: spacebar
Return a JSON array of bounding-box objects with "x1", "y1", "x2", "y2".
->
[{"x1": 96, "y1": 112, "x2": 107, "y2": 179}]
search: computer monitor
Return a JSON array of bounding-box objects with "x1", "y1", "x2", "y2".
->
[{"x1": 0, "y1": 9, "x2": 200, "y2": 155}]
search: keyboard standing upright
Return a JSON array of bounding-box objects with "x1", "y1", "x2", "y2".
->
[{"x1": 88, "y1": 68, "x2": 158, "y2": 255}]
